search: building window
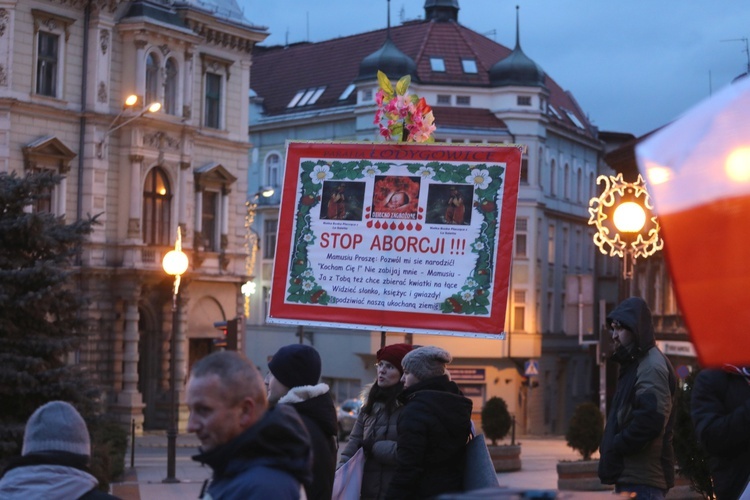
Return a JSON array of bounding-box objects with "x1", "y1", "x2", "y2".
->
[
  {"x1": 576, "y1": 168, "x2": 582, "y2": 202},
  {"x1": 265, "y1": 153, "x2": 281, "y2": 188},
  {"x1": 361, "y1": 89, "x2": 373, "y2": 102},
  {"x1": 515, "y1": 218, "x2": 527, "y2": 257},
  {"x1": 538, "y1": 147, "x2": 544, "y2": 187},
  {"x1": 563, "y1": 163, "x2": 570, "y2": 199},
  {"x1": 548, "y1": 225, "x2": 555, "y2": 264},
  {"x1": 520, "y1": 156, "x2": 529, "y2": 184},
  {"x1": 33, "y1": 10, "x2": 74, "y2": 98},
  {"x1": 339, "y1": 83, "x2": 356, "y2": 101},
  {"x1": 461, "y1": 59, "x2": 478, "y2": 74},
  {"x1": 201, "y1": 190, "x2": 218, "y2": 251},
  {"x1": 513, "y1": 290, "x2": 526, "y2": 331},
  {"x1": 456, "y1": 95, "x2": 471, "y2": 106},
  {"x1": 437, "y1": 94, "x2": 451, "y2": 105},
  {"x1": 145, "y1": 53, "x2": 160, "y2": 107},
  {"x1": 547, "y1": 292, "x2": 554, "y2": 333},
  {"x1": 550, "y1": 159, "x2": 556, "y2": 196},
  {"x1": 430, "y1": 57, "x2": 445, "y2": 72},
  {"x1": 36, "y1": 32, "x2": 59, "y2": 97},
  {"x1": 562, "y1": 227, "x2": 569, "y2": 267},
  {"x1": 164, "y1": 58, "x2": 178, "y2": 115},
  {"x1": 204, "y1": 72, "x2": 222, "y2": 128},
  {"x1": 194, "y1": 162, "x2": 237, "y2": 253},
  {"x1": 142, "y1": 167, "x2": 171, "y2": 245},
  {"x1": 517, "y1": 95, "x2": 531, "y2": 106},
  {"x1": 34, "y1": 184, "x2": 54, "y2": 213},
  {"x1": 264, "y1": 219, "x2": 277, "y2": 259},
  {"x1": 23, "y1": 137, "x2": 75, "y2": 215}
]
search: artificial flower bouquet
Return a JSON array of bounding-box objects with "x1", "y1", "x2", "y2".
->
[{"x1": 374, "y1": 70, "x2": 436, "y2": 143}]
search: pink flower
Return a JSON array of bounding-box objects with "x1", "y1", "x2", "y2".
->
[{"x1": 374, "y1": 71, "x2": 436, "y2": 143}]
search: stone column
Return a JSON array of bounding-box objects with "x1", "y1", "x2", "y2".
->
[{"x1": 114, "y1": 299, "x2": 145, "y2": 432}]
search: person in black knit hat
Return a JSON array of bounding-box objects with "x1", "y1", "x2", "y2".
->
[
  {"x1": 265, "y1": 344, "x2": 337, "y2": 500},
  {"x1": 0, "y1": 401, "x2": 119, "y2": 499}
]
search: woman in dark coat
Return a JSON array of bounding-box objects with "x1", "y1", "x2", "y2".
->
[
  {"x1": 339, "y1": 343, "x2": 412, "y2": 500},
  {"x1": 385, "y1": 346, "x2": 473, "y2": 500}
]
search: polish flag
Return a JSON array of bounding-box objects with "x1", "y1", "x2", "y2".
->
[{"x1": 636, "y1": 75, "x2": 750, "y2": 368}]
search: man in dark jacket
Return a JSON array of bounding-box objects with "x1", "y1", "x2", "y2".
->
[
  {"x1": 266, "y1": 344, "x2": 338, "y2": 500},
  {"x1": 386, "y1": 345, "x2": 473, "y2": 500},
  {"x1": 187, "y1": 351, "x2": 312, "y2": 499},
  {"x1": 691, "y1": 365, "x2": 750, "y2": 500},
  {"x1": 0, "y1": 401, "x2": 119, "y2": 500},
  {"x1": 598, "y1": 297, "x2": 677, "y2": 500}
]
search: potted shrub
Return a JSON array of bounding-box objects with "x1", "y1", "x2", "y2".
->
[
  {"x1": 480, "y1": 397, "x2": 521, "y2": 472},
  {"x1": 557, "y1": 401, "x2": 611, "y2": 491}
]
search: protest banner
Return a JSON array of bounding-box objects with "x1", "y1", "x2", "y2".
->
[{"x1": 268, "y1": 141, "x2": 521, "y2": 338}]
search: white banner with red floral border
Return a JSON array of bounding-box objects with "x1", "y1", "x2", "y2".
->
[{"x1": 267, "y1": 141, "x2": 521, "y2": 338}]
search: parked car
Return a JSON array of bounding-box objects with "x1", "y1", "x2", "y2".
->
[{"x1": 337, "y1": 398, "x2": 362, "y2": 440}]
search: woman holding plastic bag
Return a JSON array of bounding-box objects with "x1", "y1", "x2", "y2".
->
[{"x1": 335, "y1": 343, "x2": 412, "y2": 500}]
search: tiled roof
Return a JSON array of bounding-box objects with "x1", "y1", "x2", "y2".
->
[
  {"x1": 431, "y1": 106, "x2": 508, "y2": 130},
  {"x1": 251, "y1": 19, "x2": 594, "y2": 138}
]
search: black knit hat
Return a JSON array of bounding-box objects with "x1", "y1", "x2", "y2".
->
[{"x1": 268, "y1": 344, "x2": 322, "y2": 388}]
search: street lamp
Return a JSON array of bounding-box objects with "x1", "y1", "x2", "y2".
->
[
  {"x1": 243, "y1": 186, "x2": 275, "y2": 316},
  {"x1": 96, "y1": 95, "x2": 162, "y2": 158},
  {"x1": 162, "y1": 227, "x2": 188, "y2": 484},
  {"x1": 588, "y1": 173, "x2": 663, "y2": 419},
  {"x1": 588, "y1": 173, "x2": 663, "y2": 279}
]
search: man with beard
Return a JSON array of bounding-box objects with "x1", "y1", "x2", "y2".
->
[{"x1": 598, "y1": 297, "x2": 677, "y2": 500}]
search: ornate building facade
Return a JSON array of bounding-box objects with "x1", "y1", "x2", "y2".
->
[{"x1": 1, "y1": 0, "x2": 267, "y2": 430}]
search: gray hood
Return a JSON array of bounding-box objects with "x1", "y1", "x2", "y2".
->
[{"x1": 0, "y1": 464, "x2": 97, "y2": 499}]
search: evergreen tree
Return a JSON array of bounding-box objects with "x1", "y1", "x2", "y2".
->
[{"x1": 0, "y1": 170, "x2": 97, "y2": 465}]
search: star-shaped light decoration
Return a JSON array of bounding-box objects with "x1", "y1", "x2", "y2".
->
[{"x1": 588, "y1": 173, "x2": 663, "y2": 277}]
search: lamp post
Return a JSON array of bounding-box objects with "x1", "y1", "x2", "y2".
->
[
  {"x1": 588, "y1": 173, "x2": 663, "y2": 417},
  {"x1": 162, "y1": 227, "x2": 188, "y2": 484},
  {"x1": 97, "y1": 95, "x2": 161, "y2": 158},
  {"x1": 243, "y1": 186, "x2": 275, "y2": 317}
]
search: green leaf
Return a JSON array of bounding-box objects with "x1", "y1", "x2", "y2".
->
[
  {"x1": 377, "y1": 71, "x2": 394, "y2": 96},
  {"x1": 396, "y1": 75, "x2": 411, "y2": 95}
]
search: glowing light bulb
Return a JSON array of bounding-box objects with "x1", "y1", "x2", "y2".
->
[
  {"x1": 613, "y1": 202, "x2": 646, "y2": 233},
  {"x1": 725, "y1": 147, "x2": 750, "y2": 182}
]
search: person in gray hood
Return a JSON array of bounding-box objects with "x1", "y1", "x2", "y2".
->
[
  {"x1": 0, "y1": 401, "x2": 119, "y2": 500},
  {"x1": 598, "y1": 296, "x2": 677, "y2": 500}
]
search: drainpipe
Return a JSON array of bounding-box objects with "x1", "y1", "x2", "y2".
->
[{"x1": 76, "y1": 0, "x2": 92, "y2": 265}]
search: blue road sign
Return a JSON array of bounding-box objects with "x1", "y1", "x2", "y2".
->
[{"x1": 524, "y1": 360, "x2": 539, "y2": 376}]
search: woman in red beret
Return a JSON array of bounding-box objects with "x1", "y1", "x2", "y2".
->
[{"x1": 338, "y1": 343, "x2": 412, "y2": 499}]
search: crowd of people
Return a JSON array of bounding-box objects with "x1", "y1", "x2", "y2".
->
[{"x1": 1, "y1": 311, "x2": 749, "y2": 499}]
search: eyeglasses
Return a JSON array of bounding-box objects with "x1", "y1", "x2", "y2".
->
[{"x1": 610, "y1": 320, "x2": 624, "y2": 331}]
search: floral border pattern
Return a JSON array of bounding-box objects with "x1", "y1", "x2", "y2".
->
[{"x1": 285, "y1": 159, "x2": 505, "y2": 316}]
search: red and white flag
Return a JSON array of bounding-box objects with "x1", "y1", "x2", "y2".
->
[{"x1": 636, "y1": 75, "x2": 750, "y2": 368}]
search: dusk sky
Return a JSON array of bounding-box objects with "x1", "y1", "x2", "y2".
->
[{"x1": 236, "y1": 0, "x2": 750, "y2": 138}]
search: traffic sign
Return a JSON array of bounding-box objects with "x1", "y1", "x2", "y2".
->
[{"x1": 524, "y1": 360, "x2": 539, "y2": 377}]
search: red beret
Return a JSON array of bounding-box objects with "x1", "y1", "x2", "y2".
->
[{"x1": 376, "y1": 343, "x2": 413, "y2": 375}]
